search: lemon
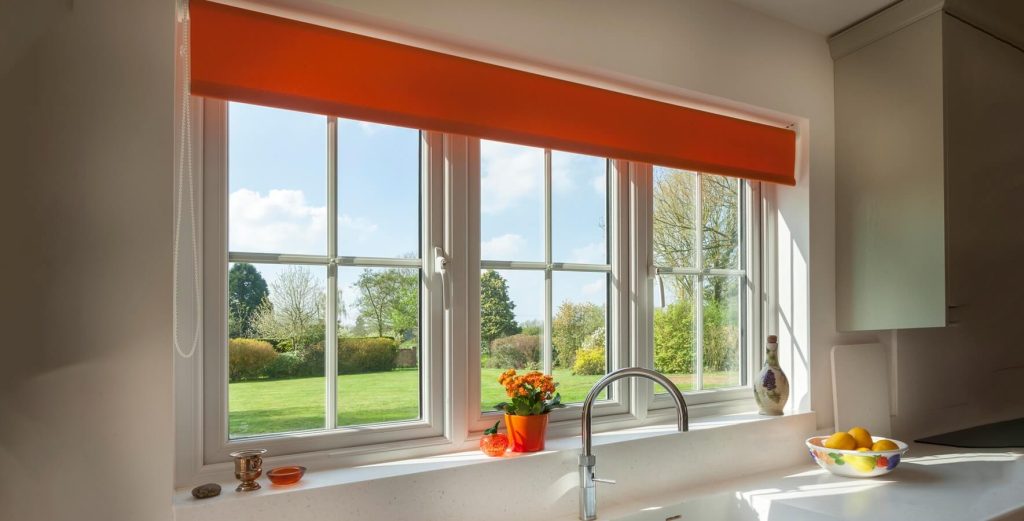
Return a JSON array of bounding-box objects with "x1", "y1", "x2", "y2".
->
[
  {"x1": 824, "y1": 432, "x2": 857, "y2": 451},
  {"x1": 848, "y1": 426, "x2": 873, "y2": 449},
  {"x1": 872, "y1": 439, "x2": 898, "y2": 451},
  {"x1": 856, "y1": 447, "x2": 870, "y2": 452}
]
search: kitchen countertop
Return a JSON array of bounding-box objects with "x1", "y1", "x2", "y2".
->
[{"x1": 594, "y1": 442, "x2": 1024, "y2": 521}]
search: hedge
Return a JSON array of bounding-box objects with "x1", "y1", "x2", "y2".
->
[
  {"x1": 229, "y1": 339, "x2": 278, "y2": 381},
  {"x1": 228, "y1": 337, "x2": 402, "y2": 382},
  {"x1": 338, "y1": 337, "x2": 399, "y2": 374},
  {"x1": 487, "y1": 334, "x2": 540, "y2": 370}
]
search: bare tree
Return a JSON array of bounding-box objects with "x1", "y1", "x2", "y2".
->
[{"x1": 254, "y1": 266, "x2": 325, "y2": 348}]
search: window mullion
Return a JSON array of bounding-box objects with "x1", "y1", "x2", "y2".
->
[
  {"x1": 325, "y1": 117, "x2": 339, "y2": 431},
  {"x1": 542, "y1": 149, "x2": 553, "y2": 374},
  {"x1": 694, "y1": 173, "x2": 704, "y2": 391}
]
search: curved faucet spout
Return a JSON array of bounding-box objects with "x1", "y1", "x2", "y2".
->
[
  {"x1": 581, "y1": 367, "x2": 689, "y2": 458},
  {"x1": 579, "y1": 367, "x2": 688, "y2": 521}
]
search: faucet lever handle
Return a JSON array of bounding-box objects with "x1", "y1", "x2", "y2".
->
[{"x1": 593, "y1": 477, "x2": 616, "y2": 485}]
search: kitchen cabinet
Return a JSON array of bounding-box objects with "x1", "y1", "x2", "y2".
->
[{"x1": 833, "y1": 5, "x2": 1024, "y2": 331}]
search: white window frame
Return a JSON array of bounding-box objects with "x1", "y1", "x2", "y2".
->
[
  {"x1": 183, "y1": 99, "x2": 769, "y2": 477},
  {"x1": 201, "y1": 99, "x2": 446, "y2": 463}
]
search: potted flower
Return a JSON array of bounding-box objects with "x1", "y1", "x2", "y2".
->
[{"x1": 493, "y1": 369, "x2": 565, "y2": 452}]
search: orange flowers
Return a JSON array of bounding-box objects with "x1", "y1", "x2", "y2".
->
[
  {"x1": 499, "y1": 369, "x2": 557, "y2": 398},
  {"x1": 494, "y1": 368, "x2": 566, "y2": 416}
]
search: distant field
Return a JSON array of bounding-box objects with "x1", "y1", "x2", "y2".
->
[{"x1": 229, "y1": 368, "x2": 738, "y2": 437}]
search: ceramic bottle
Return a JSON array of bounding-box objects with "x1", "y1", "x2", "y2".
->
[{"x1": 753, "y1": 335, "x2": 789, "y2": 415}]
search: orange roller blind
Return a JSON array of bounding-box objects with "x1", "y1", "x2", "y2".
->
[{"x1": 189, "y1": 0, "x2": 796, "y2": 185}]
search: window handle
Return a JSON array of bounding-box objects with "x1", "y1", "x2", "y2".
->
[
  {"x1": 657, "y1": 273, "x2": 666, "y2": 309},
  {"x1": 434, "y1": 247, "x2": 450, "y2": 311}
]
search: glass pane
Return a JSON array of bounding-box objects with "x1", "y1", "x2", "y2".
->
[
  {"x1": 653, "y1": 167, "x2": 697, "y2": 268},
  {"x1": 702, "y1": 276, "x2": 742, "y2": 389},
  {"x1": 551, "y1": 271, "x2": 608, "y2": 403},
  {"x1": 337, "y1": 119, "x2": 420, "y2": 258},
  {"x1": 552, "y1": 151, "x2": 607, "y2": 264},
  {"x1": 653, "y1": 274, "x2": 697, "y2": 392},
  {"x1": 228, "y1": 102, "x2": 328, "y2": 255},
  {"x1": 480, "y1": 140, "x2": 544, "y2": 262},
  {"x1": 337, "y1": 266, "x2": 421, "y2": 426},
  {"x1": 702, "y1": 174, "x2": 740, "y2": 270},
  {"x1": 228, "y1": 263, "x2": 327, "y2": 438},
  {"x1": 480, "y1": 269, "x2": 543, "y2": 411}
]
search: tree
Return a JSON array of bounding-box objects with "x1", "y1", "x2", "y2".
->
[
  {"x1": 653, "y1": 297, "x2": 695, "y2": 374},
  {"x1": 354, "y1": 268, "x2": 418, "y2": 339},
  {"x1": 228, "y1": 263, "x2": 269, "y2": 338},
  {"x1": 480, "y1": 270, "x2": 519, "y2": 346},
  {"x1": 552, "y1": 301, "x2": 604, "y2": 368},
  {"x1": 254, "y1": 266, "x2": 325, "y2": 349},
  {"x1": 652, "y1": 171, "x2": 739, "y2": 301}
]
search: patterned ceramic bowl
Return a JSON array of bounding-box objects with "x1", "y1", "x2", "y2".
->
[{"x1": 805, "y1": 436, "x2": 909, "y2": 478}]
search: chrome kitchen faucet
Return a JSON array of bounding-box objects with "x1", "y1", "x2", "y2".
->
[{"x1": 579, "y1": 368, "x2": 689, "y2": 521}]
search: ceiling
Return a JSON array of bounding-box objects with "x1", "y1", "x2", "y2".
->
[{"x1": 726, "y1": 0, "x2": 901, "y2": 35}]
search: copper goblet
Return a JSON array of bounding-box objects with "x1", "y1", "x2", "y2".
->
[{"x1": 230, "y1": 449, "x2": 268, "y2": 491}]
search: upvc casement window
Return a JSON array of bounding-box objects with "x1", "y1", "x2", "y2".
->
[
  {"x1": 469, "y1": 140, "x2": 631, "y2": 431},
  {"x1": 201, "y1": 100, "x2": 763, "y2": 463},
  {"x1": 203, "y1": 100, "x2": 445, "y2": 462}
]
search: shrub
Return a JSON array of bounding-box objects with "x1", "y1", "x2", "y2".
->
[
  {"x1": 653, "y1": 302, "x2": 694, "y2": 373},
  {"x1": 395, "y1": 348, "x2": 418, "y2": 368},
  {"x1": 487, "y1": 334, "x2": 540, "y2": 369},
  {"x1": 263, "y1": 351, "x2": 304, "y2": 379},
  {"x1": 702, "y1": 303, "x2": 739, "y2": 372},
  {"x1": 295, "y1": 342, "x2": 325, "y2": 375},
  {"x1": 338, "y1": 337, "x2": 399, "y2": 374},
  {"x1": 228, "y1": 338, "x2": 278, "y2": 381},
  {"x1": 572, "y1": 347, "x2": 606, "y2": 375}
]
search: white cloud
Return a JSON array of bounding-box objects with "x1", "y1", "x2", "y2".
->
[
  {"x1": 357, "y1": 121, "x2": 382, "y2": 135},
  {"x1": 592, "y1": 172, "x2": 607, "y2": 195},
  {"x1": 229, "y1": 188, "x2": 327, "y2": 254},
  {"x1": 570, "y1": 241, "x2": 606, "y2": 264},
  {"x1": 480, "y1": 140, "x2": 543, "y2": 214},
  {"x1": 338, "y1": 213, "x2": 379, "y2": 241},
  {"x1": 481, "y1": 233, "x2": 526, "y2": 260},
  {"x1": 581, "y1": 278, "x2": 606, "y2": 299}
]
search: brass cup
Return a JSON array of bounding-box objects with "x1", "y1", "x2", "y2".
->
[{"x1": 230, "y1": 449, "x2": 268, "y2": 492}]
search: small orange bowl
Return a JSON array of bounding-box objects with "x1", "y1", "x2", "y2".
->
[{"x1": 266, "y1": 466, "x2": 306, "y2": 485}]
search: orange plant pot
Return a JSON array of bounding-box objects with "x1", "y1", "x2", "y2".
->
[{"x1": 504, "y1": 413, "x2": 549, "y2": 452}]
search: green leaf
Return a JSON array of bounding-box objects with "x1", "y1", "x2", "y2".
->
[{"x1": 484, "y1": 421, "x2": 500, "y2": 435}]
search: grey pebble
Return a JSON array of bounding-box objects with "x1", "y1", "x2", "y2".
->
[{"x1": 191, "y1": 483, "x2": 222, "y2": 499}]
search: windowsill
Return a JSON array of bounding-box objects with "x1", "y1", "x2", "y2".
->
[{"x1": 173, "y1": 409, "x2": 815, "y2": 514}]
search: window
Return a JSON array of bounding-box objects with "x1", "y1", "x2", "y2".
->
[
  {"x1": 204, "y1": 101, "x2": 444, "y2": 461},
  {"x1": 476, "y1": 141, "x2": 617, "y2": 413},
  {"x1": 650, "y1": 167, "x2": 755, "y2": 403},
  {"x1": 197, "y1": 101, "x2": 762, "y2": 466}
]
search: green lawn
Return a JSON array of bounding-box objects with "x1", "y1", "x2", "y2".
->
[{"x1": 229, "y1": 368, "x2": 739, "y2": 437}]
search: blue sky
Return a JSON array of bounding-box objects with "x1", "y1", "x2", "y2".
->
[{"x1": 228, "y1": 102, "x2": 607, "y2": 325}]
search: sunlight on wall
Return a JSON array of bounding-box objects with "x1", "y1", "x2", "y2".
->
[{"x1": 775, "y1": 209, "x2": 810, "y2": 414}]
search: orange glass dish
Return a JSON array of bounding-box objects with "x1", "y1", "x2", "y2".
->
[
  {"x1": 479, "y1": 421, "x2": 509, "y2": 457},
  {"x1": 266, "y1": 466, "x2": 306, "y2": 485}
]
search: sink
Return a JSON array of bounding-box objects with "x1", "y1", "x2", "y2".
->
[{"x1": 612, "y1": 491, "x2": 825, "y2": 521}]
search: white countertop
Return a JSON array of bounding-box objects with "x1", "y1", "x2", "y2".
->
[{"x1": 595, "y1": 442, "x2": 1024, "y2": 521}]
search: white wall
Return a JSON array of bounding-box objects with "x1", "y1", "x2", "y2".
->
[
  {"x1": 0, "y1": 1, "x2": 175, "y2": 520},
  {"x1": 306, "y1": 0, "x2": 869, "y2": 429}
]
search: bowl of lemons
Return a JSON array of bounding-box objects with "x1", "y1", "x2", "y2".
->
[{"x1": 805, "y1": 427, "x2": 908, "y2": 478}]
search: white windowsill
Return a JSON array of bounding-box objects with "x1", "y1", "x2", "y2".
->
[{"x1": 173, "y1": 409, "x2": 816, "y2": 516}]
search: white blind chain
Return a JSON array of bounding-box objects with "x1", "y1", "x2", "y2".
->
[{"x1": 173, "y1": 2, "x2": 201, "y2": 359}]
